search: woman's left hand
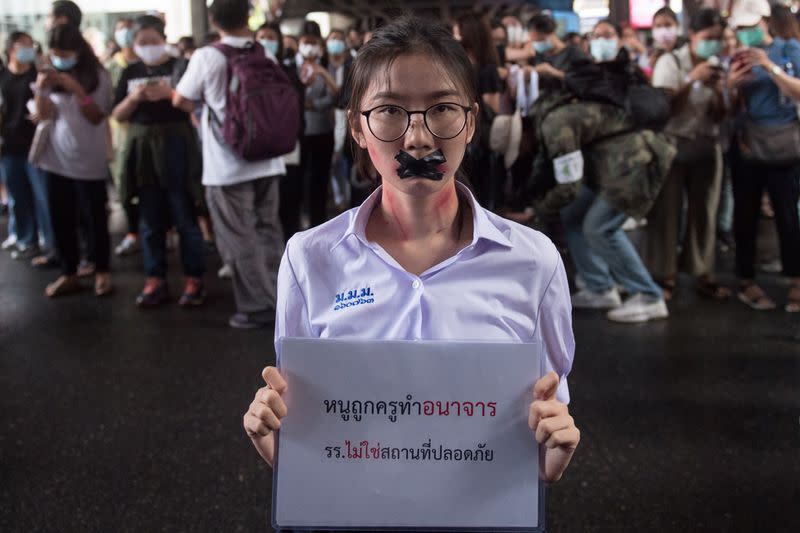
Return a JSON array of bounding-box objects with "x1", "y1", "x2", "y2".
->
[
  {"x1": 529, "y1": 371, "x2": 580, "y2": 482},
  {"x1": 55, "y1": 72, "x2": 86, "y2": 98}
]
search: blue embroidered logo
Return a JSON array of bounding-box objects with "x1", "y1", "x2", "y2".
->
[{"x1": 333, "y1": 287, "x2": 375, "y2": 311}]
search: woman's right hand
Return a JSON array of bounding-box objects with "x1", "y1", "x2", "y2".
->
[
  {"x1": 688, "y1": 61, "x2": 716, "y2": 83},
  {"x1": 727, "y1": 60, "x2": 753, "y2": 90},
  {"x1": 243, "y1": 366, "x2": 288, "y2": 467}
]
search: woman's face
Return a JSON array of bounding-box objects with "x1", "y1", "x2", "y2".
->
[
  {"x1": 593, "y1": 22, "x2": 618, "y2": 41},
  {"x1": 652, "y1": 14, "x2": 677, "y2": 31},
  {"x1": 690, "y1": 25, "x2": 723, "y2": 57},
  {"x1": 256, "y1": 28, "x2": 279, "y2": 42},
  {"x1": 10, "y1": 34, "x2": 34, "y2": 62},
  {"x1": 351, "y1": 54, "x2": 476, "y2": 197},
  {"x1": 134, "y1": 28, "x2": 165, "y2": 47},
  {"x1": 723, "y1": 27, "x2": 739, "y2": 54}
]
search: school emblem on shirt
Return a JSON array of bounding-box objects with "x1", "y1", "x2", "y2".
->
[{"x1": 333, "y1": 287, "x2": 375, "y2": 312}]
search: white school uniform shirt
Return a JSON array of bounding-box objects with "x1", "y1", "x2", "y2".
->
[
  {"x1": 275, "y1": 182, "x2": 575, "y2": 403},
  {"x1": 175, "y1": 35, "x2": 286, "y2": 187}
]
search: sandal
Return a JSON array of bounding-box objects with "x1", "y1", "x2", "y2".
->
[
  {"x1": 696, "y1": 278, "x2": 731, "y2": 300},
  {"x1": 31, "y1": 254, "x2": 58, "y2": 269},
  {"x1": 656, "y1": 278, "x2": 676, "y2": 302},
  {"x1": 737, "y1": 282, "x2": 776, "y2": 311},
  {"x1": 94, "y1": 273, "x2": 113, "y2": 297},
  {"x1": 45, "y1": 275, "x2": 82, "y2": 298},
  {"x1": 786, "y1": 284, "x2": 800, "y2": 313}
]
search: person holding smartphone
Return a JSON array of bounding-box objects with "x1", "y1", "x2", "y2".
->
[{"x1": 728, "y1": 0, "x2": 800, "y2": 312}]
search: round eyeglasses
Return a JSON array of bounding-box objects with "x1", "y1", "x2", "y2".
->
[{"x1": 360, "y1": 102, "x2": 472, "y2": 142}]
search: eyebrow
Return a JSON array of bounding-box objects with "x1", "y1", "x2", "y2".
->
[{"x1": 372, "y1": 90, "x2": 461, "y2": 101}]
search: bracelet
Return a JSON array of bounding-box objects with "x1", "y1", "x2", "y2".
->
[{"x1": 79, "y1": 94, "x2": 93, "y2": 107}]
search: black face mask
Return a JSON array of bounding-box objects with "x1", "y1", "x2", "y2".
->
[{"x1": 395, "y1": 149, "x2": 447, "y2": 181}]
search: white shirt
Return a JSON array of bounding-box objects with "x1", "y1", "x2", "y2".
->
[
  {"x1": 175, "y1": 36, "x2": 285, "y2": 186},
  {"x1": 275, "y1": 183, "x2": 575, "y2": 403}
]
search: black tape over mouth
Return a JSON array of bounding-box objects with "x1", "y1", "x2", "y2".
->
[{"x1": 394, "y1": 150, "x2": 447, "y2": 181}]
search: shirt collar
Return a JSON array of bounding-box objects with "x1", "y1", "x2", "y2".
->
[
  {"x1": 330, "y1": 181, "x2": 514, "y2": 251},
  {"x1": 220, "y1": 35, "x2": 254, "y2": 47}
]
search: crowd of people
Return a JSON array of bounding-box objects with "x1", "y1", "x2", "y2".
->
[{"x1": 1, "y1": 0, "x2": 799, "y2": 328}]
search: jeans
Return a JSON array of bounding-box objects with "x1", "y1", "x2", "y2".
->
[
  {"x1": 1, "y1": 154, "x2": 37, "y2": 247},
  {"x1": 561, "y1": 185, "x2": 662, "y2": 299},
  {"x1": 138, "y1": 135, "x2": 205, "y2": 279}
]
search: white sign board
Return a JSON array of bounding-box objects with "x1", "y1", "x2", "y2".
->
[{"x1": 273, "y1": 338, "x2": 545, "y2": 531}]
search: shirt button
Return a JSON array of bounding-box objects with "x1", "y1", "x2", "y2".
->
[{"x1": 412, "y1": 280, "x2": 421, "y2": 289}]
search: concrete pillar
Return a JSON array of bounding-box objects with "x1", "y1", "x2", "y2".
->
[{"x1": 190, "y1": 0, "x2": 208, "y2": 43}]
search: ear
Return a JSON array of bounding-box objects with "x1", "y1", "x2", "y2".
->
[
  {"x1": 348, "y1": 109, "x2": 368, "y2": 149},
  {"x1": 465, "y1": 102, "x2": 479, "y2": 145}
]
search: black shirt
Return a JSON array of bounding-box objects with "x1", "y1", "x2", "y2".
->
[
  {"x1": 0, "y1": 66, "x2": 37, "y2": 155},
  {"x1": 476, "y1": 63, "x2": 502, "y2": 96},
  {"x1": 114, "y1": 58, "x2": 189, "y2": 125},
  {"x1": 533, "y1": 44, "x2": 591, "y2": 93}
]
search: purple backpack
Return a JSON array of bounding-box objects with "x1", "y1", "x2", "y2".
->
[{"x1": 211, "y1": 42, "x2": 301, "y2": 161}]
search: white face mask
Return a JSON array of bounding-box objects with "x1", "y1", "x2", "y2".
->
[
  {"x1": 299, "y1": 43, "x2": 321, "y2": 59},
  {"x1": 652, "y1": 26, "x2": 678, "y2": 46},
  {"x1": 134, "y1": 44, "x2": 167, "y2": 65}
]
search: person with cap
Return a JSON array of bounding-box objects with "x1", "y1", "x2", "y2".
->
[{"x1": 727, "y1": 0, "x2": 800, "y2": 312}]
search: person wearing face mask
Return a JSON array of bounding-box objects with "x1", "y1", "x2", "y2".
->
[
  {"x1": 298, "y1": 31, "x2": 339, "y2": 227},
  {"x1": 0, "y1": 31, "x2": 56, "y2": 267},
  {"x1": 647, "y1": 8, "x2": 730, "y2": 302},
  {"x1": 256, "y1": 22, "x2": 307, "y2": 243},
  {"x1": 589, "y1": 20, "x2": 621, "y2": 63},
  {"x1": 105, "y1": 17, "x2": 142, "y2": 258},
  {"x1": 111, "y1": 15, "x2": 205, "y2": 308},
  {"x1": 34, "y1": 23, "x2": 112, "y2": 298},
  {"x1": 727, "y1": 0, "x2": 800, "y2": 312},
  {"x1": 649, "y1": 7, "x2": 682, "y2": 70},
  {"x1": 527, "y1": 13, "x2": 591, "y2": 96}
]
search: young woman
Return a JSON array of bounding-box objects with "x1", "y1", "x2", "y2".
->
[
  {"x1": 1, "y1": 31, "x2": 55, "y2": 265},
  {"x1": 647, "y1": 8, "x2": 730, "y2": 301},
  {"x1": 728, "y1": 0, "x2": 800, "y2": 311},
  {"x1": 649, "y1": 6, "x2": 682, "y2": 70},
  {"x1": 111, "y1": 15, "x2": 205, "y2": 308},
  {"x1": 243, "y1": 16, "x2": 579, "y2": 488},
  {"x1": 589, "y1": 20, "x2": 621, "y2": 63},
  {"x1": 35, "y1": 24, "x2": 112, "y2": 298}
]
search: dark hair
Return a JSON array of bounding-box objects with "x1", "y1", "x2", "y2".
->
[
  {"x1": 257, "y1": 22, "x2": 284, "y2": 58},
  {"x1": 177, "y1": 36, "x2": 196, "y2": 52},
  {"x1": 594, "y1": 19, "x2": 621, "y2": 37},
  {"x1": 348, "y1": 25, "x2": 363, "y2": 35},
  {"x1": 769, "y1": 4, "x2": 800, "y2": 40},
  {"x1": 653, "y1": 7, "x2": 679, "y2": 25},
  {"x1": 5, "y1": 31, "x2": 32, "y2": 63},
  {"x1": 527, "y1": 13, "x2": 557, "y2": 35},
  {"x1": 689, "y1": 8, "x2": 724, "y2": 34},
  {"x1": 47, "y1": 23, "x2": 101, "y2": 94},
  {"x1": 346, "y1": 16, "x2": 479, "y2": 181},
  {"x1": 457, "y1": 12, "x2": 499, "y2": 68},
  {"x1": 52, "y1": 0, "x2": 82, "y2": 28},
  {"x1": 328, "y1": 28, "x2": 346, "y2": 40},
  {"x1": 302, "y1": 20, "x2": 323, "y2": 39},
  {"x1": 131, "y1": 14, "x2": 166, "y2": 39},
  {"x1": 115, "y1": 18, "x2": 133, "y2": 29},
  {"x1": 208, "y1": 0, "x2": 249, "y2": 33}
]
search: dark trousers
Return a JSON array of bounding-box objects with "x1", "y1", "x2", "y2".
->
[
  {"x1": 124, "y1": 198, "x2": 140, "y2": 235},
  {"x1": 300, "y1": 133, "x2": 335, "y2": 228},
  {"x1": 138, "y1": 135, "x2": 205, "y2": 279},
  {"x1": 279, "y1": 164, "x2": 302, "y2": 243},
  {"x1": 731, "y1": 147, "x2": 800, "y2": 279},
  {"x1": 46, "y1": 172, "x2": 110, "y2": 276}
]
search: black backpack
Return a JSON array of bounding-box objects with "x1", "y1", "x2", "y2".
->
[{"x1": 564, "y1": 49, "x2": 671, "y2": 131}]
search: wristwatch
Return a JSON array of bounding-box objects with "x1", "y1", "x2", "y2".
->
[{"x1": 770, "y1": 64, "x2": 783, "y2": 77}]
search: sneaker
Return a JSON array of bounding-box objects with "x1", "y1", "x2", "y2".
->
[
  {"x1": 136, "y1": 277, "x2": 169, "y2": 308},
  {"x1": 114, "y1": 234, "x2": 140, "y2": 256},
  {"x1": 178, "y1": 277, "x2": 206, "y2": 307},
  {"x1": 11, "y1": 244, "x2": 40, "y2": 260},
  {"x1": 228, "y1": 312, "x2": 273, "y2": 329},
  {"x1": 607, "y1": 293, "x2": 669, "y2": 323},
  {"x1": 1, "y1": 235, "x2": 17, "y2": 250},
  {"x1": 218, "y1": 264, "x2": 233, "y2": 279},
  {"x1": 572, "y1": 287, "x2": 622, "y2": 309}
]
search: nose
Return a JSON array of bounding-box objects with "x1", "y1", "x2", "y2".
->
[{"x1": 403, "y1": 113, "x2": 434, "y2": 155}]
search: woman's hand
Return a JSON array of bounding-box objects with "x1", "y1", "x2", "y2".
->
[
  {"x1": 55, "y1": 72, "x2": 86, "y2": 98},
  {"x1": 143, "y1": 81, "x2": 173, "y2": 102},
  {"x1": 35, "y1": 71, "x2": 57, "y2": 91},
  {"x1": 727, "y1": 59, "x2": 753, "y2": 89},
  {"x1": 688, "y1": 61, "x2": 716, "y2": 83},
  {"x1": 742, "y1": 47, "x2": 771, "y2": 69},
  {"x1": 243, "y1": 366, "x2": 288, "y2": 467},
  {"x1": 528, "y1": 371, "x2": 580, "y2": 483}
]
